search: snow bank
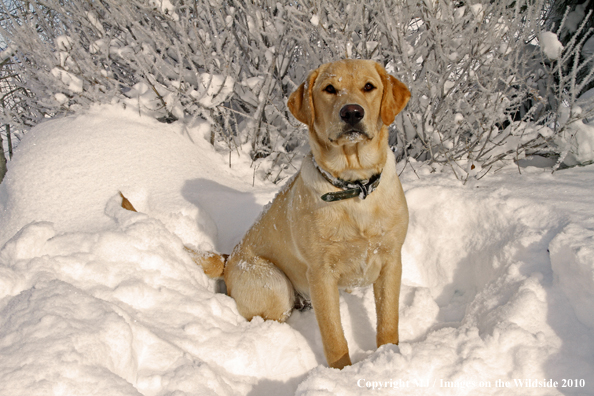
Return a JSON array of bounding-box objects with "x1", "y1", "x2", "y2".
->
[
  {"x1": 1, "y1": 105, "x2": 594, "y2": 395},
  {"x1": 0, "y1": 213, "x2": 315, "y2": 395},
  {"x1": 550, "y1": 225, "x2": 594, "y2": 329},
  {"x1": 0, "y1": 105, "x2": 266, "y2": 252},
  {"x1": 295, "y1": 174, "x2": 580, "y2": 395},
  {"x1": 0, "y1": 105, "x2": 317, "y2": 395}
]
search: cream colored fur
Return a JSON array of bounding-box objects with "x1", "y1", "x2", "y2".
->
[{"x1": 197, "y1": 59, "x2": 410, "y2": 369}]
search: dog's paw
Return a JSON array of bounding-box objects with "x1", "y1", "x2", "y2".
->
[{"x1": 294, "y1": 293, "x2": 312, "y2": 311}]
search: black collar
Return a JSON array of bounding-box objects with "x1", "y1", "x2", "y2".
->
[{"x1": 311, "y1": 156, "x2": 382, "y2": 202}]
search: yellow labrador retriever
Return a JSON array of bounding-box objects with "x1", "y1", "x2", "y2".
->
[{"x1": 127, "y1": 59, "x2": 410, "y2": 369}]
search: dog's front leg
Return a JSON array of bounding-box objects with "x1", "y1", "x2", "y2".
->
[
  {"x1": 374, "y1": 251, "x2": 403, "y2": 347},
  {"x1": 308, "y1": 269, "x2": 352, "y2": 369}
]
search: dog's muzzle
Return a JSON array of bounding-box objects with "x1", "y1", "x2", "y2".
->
[{"x1": 333, "y1": 104, "x2": 370, "y2": 142}]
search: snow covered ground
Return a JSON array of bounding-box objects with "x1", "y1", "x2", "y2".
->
[{"x1": 0, "y1": 105, "x2": 593, "y2": 395}]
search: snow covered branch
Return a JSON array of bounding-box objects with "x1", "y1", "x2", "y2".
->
[{"x1": 0, "y1": 0, "x2": 592, "y2": 180}]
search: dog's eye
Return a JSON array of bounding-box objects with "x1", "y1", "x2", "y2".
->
[
  {"x1": 324, "y1": 85, "x2": 337, "y2": 94},
  {"x1": 363, "y1": 83, "x2": 376, "y2": 92}
]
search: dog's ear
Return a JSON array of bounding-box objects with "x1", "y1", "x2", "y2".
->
[
  {"x1": 375, "y1": 63, "x2": 410, "y2": 126},
  {"x1": 288, "y1": 69, "x2": 320, "y2": 127}
]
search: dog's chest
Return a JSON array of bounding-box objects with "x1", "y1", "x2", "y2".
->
[
  {"x1": 322, "y1": 194, "x2": 399, "y2": 241},
  {"x1": 317, "y1": 199, "x2": 400, "y2": 287},
  {"x1": 337, "y1": 237, "x2": 385, "y2": 289}
]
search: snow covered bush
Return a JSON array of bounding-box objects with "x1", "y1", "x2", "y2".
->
[
  {"x1": 0, "y1": 0, "x2": 593, "y2": 180},
  {"x1": 544, "y1": 0, "x2": 594, "y2": 168},
  {"x1": 379, "y1": 0, "x2": 593, "y2": 178}
]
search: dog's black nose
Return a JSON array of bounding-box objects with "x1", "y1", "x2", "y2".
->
[{"x1": 340, "y1": 104, "x2": 365, "y2": 126}]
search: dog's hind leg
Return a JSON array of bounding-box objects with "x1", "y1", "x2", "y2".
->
[{"x1": 225, "y1": 256, "x2": 295, "y2": 322}]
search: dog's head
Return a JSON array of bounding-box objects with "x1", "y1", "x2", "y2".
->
[{"x1": 288, "y1": 59, "x2": 410, "y2": 149}]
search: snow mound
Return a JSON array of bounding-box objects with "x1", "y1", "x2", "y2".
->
[
  {"x1": 0, "y1": 104, "x2": 267, "y2": 252},
  {"x1": 550, "y1": 224, "x2": 594, "y2": 329},
  {"x1": 0, "y1": 189, "x2": 317, "y2": 396}
]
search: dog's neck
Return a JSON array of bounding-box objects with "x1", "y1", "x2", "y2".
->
[
  {"x1": 309, "y1": 126, "x2": 388, "y2": 181},
  {"x1": 311, "y1": 155, "x2": 382, "y2": 202}
]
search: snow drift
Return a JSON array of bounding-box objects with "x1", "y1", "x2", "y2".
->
[{"x1": 1, "y1": 105, "x2": 593, "y2": 395}]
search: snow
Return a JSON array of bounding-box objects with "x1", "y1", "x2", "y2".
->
[
  {"x1": 540, "y1": 31, "x2": 564, "y2": 60},
  {"x1": 1, "y1": 104, "x2": 594, "y2": 395},
  {"x1": 469, "y1": 4, "x2": 484, "y2": 19},
  {"x1": 51, "y1": 67, "x2": 83, "y2": 93},
  {"x1": 86, "y1": 11, "x2": 105, "y2": 36},
  {"x1": 55, "y1": 35, "x2": 73, "y2": 51},
  {"x1": 0, "y1": 45, "x2": 16, "y2": 62},
  {"x1": 192, "y1": 74, "x2": 235, "y2": 108},
  {"x1": 550, "y1": 225, "x2": 594, "y2": 329},
  {"x1": 556, "y1": 105, "x2": 594, "y2": 166},
  {"x1": 54, "y1": 92, "x2": 68, "y2": 104},
  {"x1": 148, "y1": 0, "x2": 179, "y2": 21}
]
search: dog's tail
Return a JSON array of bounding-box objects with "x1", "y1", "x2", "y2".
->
[
  {"x1": 119, "y1": 192, "x2": 226, "y2": 278},
  {"x1": 184, "y1": 247, "x2": 227, "y2": 278}
]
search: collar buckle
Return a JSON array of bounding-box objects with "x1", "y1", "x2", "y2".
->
[{"x1": 312, "y1": 157, "x2": 382, "y2": 202}]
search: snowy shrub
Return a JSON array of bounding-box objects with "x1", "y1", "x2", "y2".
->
[
  {"x1": 380, "y1": 0, "x2": 593, "y2": 178},
  {"x1": 544, "y1": 0, "x2": 594, "y2": 168},
  {"x1": 0, "y1": 0, "x2": 593, "y2": 181}
]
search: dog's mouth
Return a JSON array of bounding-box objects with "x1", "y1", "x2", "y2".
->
[{"x1": 330, "y1": 129, "x2": 371, "y2": 144}]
